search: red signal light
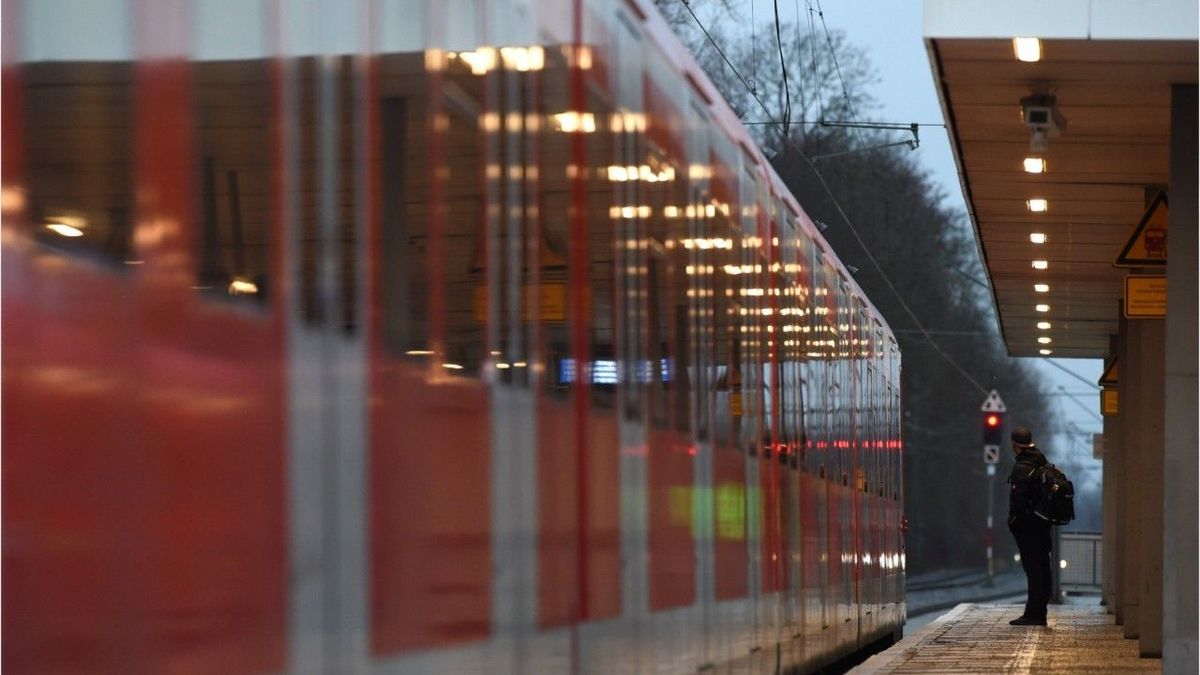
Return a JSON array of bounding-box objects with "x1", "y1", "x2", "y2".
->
[{"x1": 986, "y1": 414, "x2": 1001, "y2": 428}]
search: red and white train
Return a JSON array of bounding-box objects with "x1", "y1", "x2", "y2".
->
[{"x1": 1, "y1": 0, "x2": 904, "y2": 672}]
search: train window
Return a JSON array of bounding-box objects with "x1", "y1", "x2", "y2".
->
[
  {"x1": 23, "y1": 61, "x2": 134, "y2": 266},
  {"x1": 537, "y1": 62, "x2": 616, "y2": 404},
  {"x1": 377, "y1": 49, "x2": 486, "y2": 376},
  {"x1": 712, "y1": 221, "x2": 741, "y2": 450},
  {"x1": 632, "y1": 139, "x2": 673, "y2": 425},
  {"x1": 646, "y1": 239, "x2": 671, "y2": 427},
  {"x1": 586, "y1": 89, "x2": 618, "y2": 409},
  {"x1": 538, "y1": 47, "x2": 571, "y2": 399},
  {"x1": 192, "y1": 57, "x2": 276, "y2": 307},
  {"x1": 437, "y1": 55, "x2": 486, "y2": 375},
  {"x1": 296, "y1": 59, "x2": 323, "y2": 324},
  {"x1": 379, "y1": 90, "x2": 418, "y2": 351}
]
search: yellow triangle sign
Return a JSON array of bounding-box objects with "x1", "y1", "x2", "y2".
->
[
  {"x1": 1098, "y1": 357, "x2": 1118, "y2": 387},
  {"x1": 1115, "y1": 190, "x2": 1168, "y2": 267}
]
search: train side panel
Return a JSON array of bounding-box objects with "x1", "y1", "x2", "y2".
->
[{"x1": 1, "y1": 0, "x2": 904, "y2": 673}]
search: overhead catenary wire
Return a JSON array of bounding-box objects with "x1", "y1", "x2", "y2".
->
[
  {"x1": 791, "y1": 0, "x2": 808, "y2": 142},
  {"x1": 813, "y1": 0, "x2": 868, "y2": 148},
  {"x1": 1058, "y1": 386, "x2": 1103, "y2": 422},
  {"x1": 1042, "y1": 359, "x2": 1102, "y2": 391},
  {"x1": 803, "y1": 0, "x2": 826, "y2": 125},
  {"x1": 681, "y1": 1, "x2": 991, "y2": 396},
  {"x1": 772, "y1": 0, "x2": 792, "y2": 139},
  {"x1": 750, "y1": 0, "x2": 757, "y2": 91}
]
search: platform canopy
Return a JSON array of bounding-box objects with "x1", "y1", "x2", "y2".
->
[{"x1": 923, "y1": 0, "x2": 1198, "y2": 357}]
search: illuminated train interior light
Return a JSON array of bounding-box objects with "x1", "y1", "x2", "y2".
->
[
  {"x1": 1032, "y1": 260, "x2": 1048, "y2": 270},
  {"x1": 228, "y1": 278, "x2": 259, "y2": 295},
  {"x1": 499, "y1": 45, "x2": 544, "y2": 72},
  {"x1": 1026, "y1": 198, "x2": 1048, "y2": 212},
  {"x1": 451, "y1": 47, "x2": 497, "y2": 75},
  {"x1": 1038, "y1": 336, "x2": 1052, "y2": 344},
  {"x1": 552, "y1": 111, "x2": 596, "y2": 133},
  {"x1": 1034, "y1": 283, "x2": 1049, "y2": 293},
  {"x1": 1040, "y1": 349, "x2": 1053, "y2": 355},
  {"x1": 45, "y1": 222, "x2": 84, "y2": 237},
  {"x1": 1030, "y1": 232, "x2": 1047, "y2": 244},
  {"x1": 1036, "y1": 304, "x2": 1050, "y2": 312},
  {"x1": 1037, "y1": 321, "x2": 1051, "y2": 330}
]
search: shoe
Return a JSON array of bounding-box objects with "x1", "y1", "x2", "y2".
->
[{"x1": 1009, "y1": 616, "x2": 1047, "y2": 626}]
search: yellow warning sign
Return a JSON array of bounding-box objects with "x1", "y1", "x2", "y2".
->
[
  {"x1": 473, "y1": 283, "x2": 569, "y2": 322},
  {"x1": 1124, "y1": 275, "x2": 1167, "y2": 319},
  {"x1": 1098, "y1": 357, "x2": 1118, "y2": 387},
  {"x1": 1115, "y1": 190, "x2": 1168, "y2": 267},
  {"x1": 730, "y1": 391, "x2": 743, "y2": 418},
  {"x1": 1101, "y1": 388, "x2": 1119, "y2": 416}
]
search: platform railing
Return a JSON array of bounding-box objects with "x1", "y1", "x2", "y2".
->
[{"x1": 1053, "y1": 531, "x2": 1102, "y2": 599}]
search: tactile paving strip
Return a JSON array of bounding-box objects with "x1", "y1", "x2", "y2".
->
[{"x1": 852, "y1": 603, "x2": 1162, "y2": 674}]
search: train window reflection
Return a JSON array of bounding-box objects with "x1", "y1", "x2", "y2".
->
[
  {"x1": 193, "y1": 58, "x2": 273, "y2": 305},
  {"x1": 25, "y1": 62, "x2": 133, "y2": 265},
  {"x1": 378, "y1": 50, "x2": 486, "y2": 376}
]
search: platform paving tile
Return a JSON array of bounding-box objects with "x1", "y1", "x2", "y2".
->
[{"x1": 851, "y1": 602, "x2": 1162, "y2": 674}]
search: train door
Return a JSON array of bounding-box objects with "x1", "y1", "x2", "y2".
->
[
  {"x1": 683, "y1": 96, "x2": 717, "y2": 668},
  {"x1": 611, "y1": 11, "x2": 651, "y2": 672},
  {"x1": 709, "y1": 139, "x2": 749, "y2": 668},
  {"x1": 280, "y1": 4, "x2": 378, "y2": 671},
  {"x1": 778, "y1": 218, "x2": 805, "y2": 660},
  {"x1": 824, "y1": 265, "x2": 848, "y2": 645},
  {"x1": 795, "y1": 226, "x2": 822, "y2": 660},
  {"x1": 836, "y1": 278, "x2": 855, "y2": 647},
  {"x1": 812, "y1": 255, "x2": 834, "y2": 651}
]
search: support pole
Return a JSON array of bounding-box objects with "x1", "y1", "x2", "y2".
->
[{"x1": 986, "y1": 468, "x2": 995, "y2": 578}]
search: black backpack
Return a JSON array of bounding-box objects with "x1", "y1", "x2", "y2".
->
[{"x1": 1033, "y1": 463, "x2": 1075, "y2": 525}]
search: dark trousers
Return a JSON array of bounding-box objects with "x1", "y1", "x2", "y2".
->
[{"x1": 1012, "y1": 517, "x2": 1053, "y2": 618}]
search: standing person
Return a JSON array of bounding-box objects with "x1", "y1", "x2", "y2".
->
[{"x1": 1007, "y1": 426, "x2": 1052, "y2": 626}]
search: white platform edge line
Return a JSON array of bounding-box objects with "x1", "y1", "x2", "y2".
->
[{"x1": 849, "y1": 603, "x2": 975, "y2": 674}]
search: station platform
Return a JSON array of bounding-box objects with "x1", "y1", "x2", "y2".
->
[{"x1": 853, "y1": 601, "x2": 1162, "y2": 674}]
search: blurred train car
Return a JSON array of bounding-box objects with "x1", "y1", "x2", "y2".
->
[{"x1": 1, "y1": 0, "x2": 904, "y2": 672}]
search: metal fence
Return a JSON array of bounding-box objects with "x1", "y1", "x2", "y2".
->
[{"x1": 1054, "y1": 531, "x2": 1102, "y2": 596}]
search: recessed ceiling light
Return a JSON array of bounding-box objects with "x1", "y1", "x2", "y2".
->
[
  {"x1": 1038, "y1": 336, "x2": 1052, "y2": 344},
  {"x1": 1030, "y1": 232, "x2": 1047, "y2": 244},
  {"x1": 1023, "y1": 157, "x2": 1047, "y2": 173},
  {"x1": 1039, "y1": 348, "x2": 1053, "y2": 355},
  {"x1": 1013, "y1": 37, "x2": 1042, "y2": 63},
  {"x1": 1032, "y1": 260, "x2": 1049, "y2": 270},
  {"x1": 1036, "y1": 304, "x2": 1050, "y2": 312},
  {"x1": 1034, "y1": 283, "x2": 1049, "y2": 293},
  {"x1": 1027, "y1": 199, "x2": 1048, "y2": 212},
  {"x1": 1037, "y1": 321, "x2": 1051, "y2": 330}
]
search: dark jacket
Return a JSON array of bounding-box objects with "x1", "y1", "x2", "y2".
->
[{"x1": 1007, "y1": 446, "x2": 1048, "y2": 523}]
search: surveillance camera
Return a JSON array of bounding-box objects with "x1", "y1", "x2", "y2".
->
[
  {"x1": 1023, "y1": 104, "x2": 1054, "y2": 128},
  {"x1": 1021, "y1": 93, "x2": 1066, "y2": 151},
  {"x1": 1020, "y1": 94, "x2": 1066, "y2": 131}
]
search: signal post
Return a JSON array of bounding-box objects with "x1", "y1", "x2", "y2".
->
[{"x1": 981, "y1": 390, "x2": 1006, "y2": 579}]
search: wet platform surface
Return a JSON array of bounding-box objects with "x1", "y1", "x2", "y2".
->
[{"x1": 852, "y1": 602, "x2": 1162, "y2": 674}]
